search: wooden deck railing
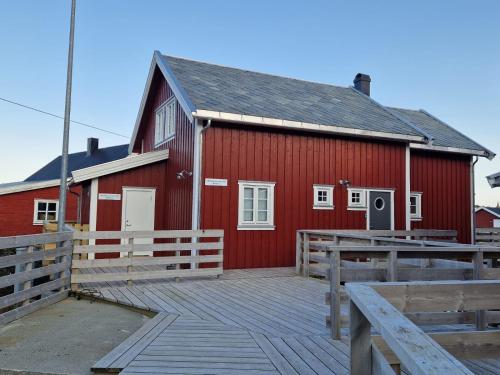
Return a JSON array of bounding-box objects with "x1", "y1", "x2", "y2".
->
[
  {"x1": 322, "y1": 244, "x2": 500, "y2": 339},
  {"x1": 346, "y1": 281, "x2": 486, "y2": 375},
  {"x1": 71, "y1": 230, "x2": 224, "y2": 290},
  {"x1": 0, "y1": 232, "x2": 72, "y2": 325},
  {"x1": 296, "y1": 229, "x2": 459, "y2": 277},
  {"x1": 476, "y1": 227, "x2": 500, "y2": 246}
]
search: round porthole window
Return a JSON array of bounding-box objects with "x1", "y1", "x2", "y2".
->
[{"x1": 374, "y1": 197, "x2": 385, "y2": 211}]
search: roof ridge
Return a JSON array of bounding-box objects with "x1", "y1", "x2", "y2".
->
[{"x1": 164, "y1": 54, "x2": 351, "y2": 92}]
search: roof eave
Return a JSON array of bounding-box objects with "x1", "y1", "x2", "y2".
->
[
  {"x1": 487, "y1": 172, "x2": 500, "y2": 188},
  {"x1": 0, "y1": 179, "x2": 61, "y2": 196},
  {"x1": 193, "y1": 110, "x2": 426, "y2": 143},
  {"x1": 475, "y1": 206, "x2": 500, "y2": 217},
  {"x1": 409, "y1": 142, "x2": 491, "y2": 158},
  {"x1": 72, "y1": 149, "x2": 169, "y2": 183}
]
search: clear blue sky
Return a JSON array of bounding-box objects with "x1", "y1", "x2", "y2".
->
[{"x1": 0, "y1": 0, "x2": 499, "y2": 205}]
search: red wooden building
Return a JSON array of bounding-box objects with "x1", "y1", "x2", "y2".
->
[
  {"x1": 475, "y1": 206, "x2": 500, "y2": 228},
  {"x1": 0, "y1": 139, "x2": 128, "y2": 237},
  {"x1": 71, "y1": 52, "x2": 495, "y2": 268}
]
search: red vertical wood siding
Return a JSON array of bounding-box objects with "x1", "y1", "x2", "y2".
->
[
  {"x1": 475, "y1": 210, "x2": 497, "y2": 228},
  {"x1": 200, "y1": 123, "x2": 407, "y2": 269},
  {"x1": 0, "y1": 186, "x2": 80, "y2": 237},
  {"x1": 410, "y1": 150, "x2": 472, "y2": 243}
]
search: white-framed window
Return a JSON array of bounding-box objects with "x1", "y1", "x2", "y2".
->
[
  {"x1": 238, "y1": 181, "x2": 275, "y2": 230},
  {"x1": 154, "y1": 98, "x2": 176, "y2": 146},
  {"x1": 348, "y1": 188, "x2": 366, "y2": 209},
  {"x1": 33, "y1": 199, "x2": 58, "y2": 225},
  {"x1": 313, "y1": 185, "x2": 334, "y2": 209},
  {"x1": 410, "y1": 192, "x2": 422, "y2": 220}
]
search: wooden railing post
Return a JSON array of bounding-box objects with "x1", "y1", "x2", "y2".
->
[
  {"x1": 296, "y1": 231, "x2": 302, "y2": 275},
  {"x1": 329, "y1": 249, "x2": 341, "y2": 339},
  {"x1": 175, "y1": 236, "x2": 181, "y2": 282},
  {"x1": 350, "y1": 299, "x2": 372, "y2": 375},
  {"x1": 59, "y1": 239, "x2": 71, "y2": 292},
  {"x1": 303, "y1": 233, "x2": 310, "y2": 278},
  {"x1": 22, "y1": 246, "x2": 34, "y2": 305},
  {"x1": 473, "y1": 249, "x2": 486, "y2": 330},
  {"x1": 127, "y1": 237, "x2": 134, "y2": 286},
  {"x1": 217, "y1": 235, "x2": 223, "y2": 278},
  {"x1": 387, "y1": 250, "x2": 398, "y2": 282}
]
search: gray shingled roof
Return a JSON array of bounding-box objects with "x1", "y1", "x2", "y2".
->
[
  {"x1": 25, "y1": 144, "x2": 129, "y2": 181},
  {"x1": 164, "y1": 55, "x2": 424, "y2": 138},
  {"x1": 387, "y1": 107, "x2": 486, "y2": 152},
  {"x1": 162, "y1": 55, "x2": 492, "y2": 157}
]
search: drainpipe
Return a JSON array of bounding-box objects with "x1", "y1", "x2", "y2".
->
[
  {"x1": 471, "y1": 156, "x2": 479, "y2": 244},
  {"x1": 68, "y1": 183, "x2": 82, "y2": 225}
]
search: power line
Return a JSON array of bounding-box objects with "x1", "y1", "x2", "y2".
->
[{"x1": 0, "y1": 96, "x2": 129, "y2": 139}]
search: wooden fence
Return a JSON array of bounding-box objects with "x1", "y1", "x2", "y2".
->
[
  {"x1": 71, "y1": 230, "x2": 224, "y2": 290},
  {"x1": 0, "y1": 232, "x2": 72, "y2": 325},
  {"x1": 476, "y1": 227, "x2": 500, "y2": 246}
]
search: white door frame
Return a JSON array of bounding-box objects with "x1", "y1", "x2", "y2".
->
[
  {"x1": 121, "y1": 187, "x2": 156, "y2": 251},
  {"x1": 366, "y1": 188, "x2": 395, "y2": 230}
]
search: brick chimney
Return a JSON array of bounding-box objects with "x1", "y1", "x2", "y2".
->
[
  {"x1": 353, "y1": 73, "x2": 371, "y2": 96},
  {"x1": 87, "y1": 138, "x2": 99, "y2": 156}
]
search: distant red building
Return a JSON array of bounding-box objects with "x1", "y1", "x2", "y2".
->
[
  {"x1": 72, "y1": 52, "x2": 494, "y2": 268},
  {"x1": 475, "y1": 206, "x2": 500, "y2": 228},
  {"x1": 0, "y1": 139, "x2": 128, "y2": 237}
]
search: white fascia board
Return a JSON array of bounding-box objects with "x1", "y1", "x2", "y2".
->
[
  {"x1": 72, "y1": 149, "x2": 169, "y2": 183},
  {"x1": 409, "y1": 142, "x2": 490, "y2": 158},
  {"x1": 128, "y1": 51, "x2": 196, "y2": 154},
  {"x1": 0, "y1": 179, "x2": 61, "y2": 196},
  {"x1": 194, "y1": 110, "x2": 426, "y2": 143},
  {"x1": 475, "y1": 206, "x2": 500, "y2": 219}
]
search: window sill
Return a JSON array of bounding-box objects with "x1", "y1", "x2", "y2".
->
[
  {"x1": 347, "y1": 207, "x2": 366, "y2": 211},
  {"x1": 411, "y1": 217, "x2": 423, "y2": 222},
  {"x1": 237, "y1": 224, "x2": 275, "y2": 231},
  {"x1": 313, "y1": 205, "x2": 334, "y2": 210}
]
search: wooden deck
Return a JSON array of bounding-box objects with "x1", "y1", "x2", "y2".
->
[{"x1": 85, "y1": 268, "x2": 500, "y2": 374}]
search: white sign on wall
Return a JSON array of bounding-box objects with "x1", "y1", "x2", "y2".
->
[
  {"x1": 98, "y1": 193, "x2": 121, "y2": 201},
  {"x1": 205, "y1": 178, "x2": 228, "y2": 187}
]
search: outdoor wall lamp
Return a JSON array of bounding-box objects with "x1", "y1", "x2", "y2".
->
[
  {"x1": 339, "y1": 179, "x2": 351, "y2": 187},
  {"x1": 176, "y1": 170, "x2": 193, "y2": 180}
]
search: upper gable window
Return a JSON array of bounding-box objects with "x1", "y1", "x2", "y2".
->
[{"x1": 155, "y1": 98, "x2": 176, "y2": 146}]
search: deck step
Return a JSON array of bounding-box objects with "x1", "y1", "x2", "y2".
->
[{"x1": 92, "y1": 312, "x2": 177, "y2": 372}]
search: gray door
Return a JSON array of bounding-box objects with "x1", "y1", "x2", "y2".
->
[{"x1": 368, "y1": 191, "x2": 392, "y2": 230}]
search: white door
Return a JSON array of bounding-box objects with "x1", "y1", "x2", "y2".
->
[
  {"x1": 121, "y1": 188, "x2": 156, "y2": 256},
  {"x1": 494, "y1": 219, "x2": 500, "y2": 228}
]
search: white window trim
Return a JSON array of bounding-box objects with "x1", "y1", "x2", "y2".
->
[
  {"x1": 33, "y1": 199, "x2": 59, "y2": 225},
  {"x1": 313, "y1": 184, "x2": 334, "y2": 210},
  {"x1": 237, "y1": 181, "x2": 275, "y2": 230},
  {"x1": 347, "y1": 188, "x2": 367, "y2": 210},
  {"x1": 154, "y1": 97, "x2": 176, "y2": 147},
  {"x1": 410, "y1": 192, "x2": 423, "y2": 221}
]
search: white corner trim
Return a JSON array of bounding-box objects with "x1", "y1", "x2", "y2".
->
[
  {"x1": 405, "y1": 145, "x2": 411, "y2": 231},
  {"x1": 0, "y1": 179, "x2": 61, "y2": 196},
  {"x1": 129, "y1": 51, "x2": 195, "y2": 154},
  {"x1": 194, "y1": 110, "x2": 426, "y2": 143},
  {"x1": 192, "y1": 119, "x2": 203, "y2": 231},
  {"x1": 88, "y1": 178, "x2": 99, "y2": 259},
  {"x1": 72, "y1": 149, "x2": 169, "y2": 183}
]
